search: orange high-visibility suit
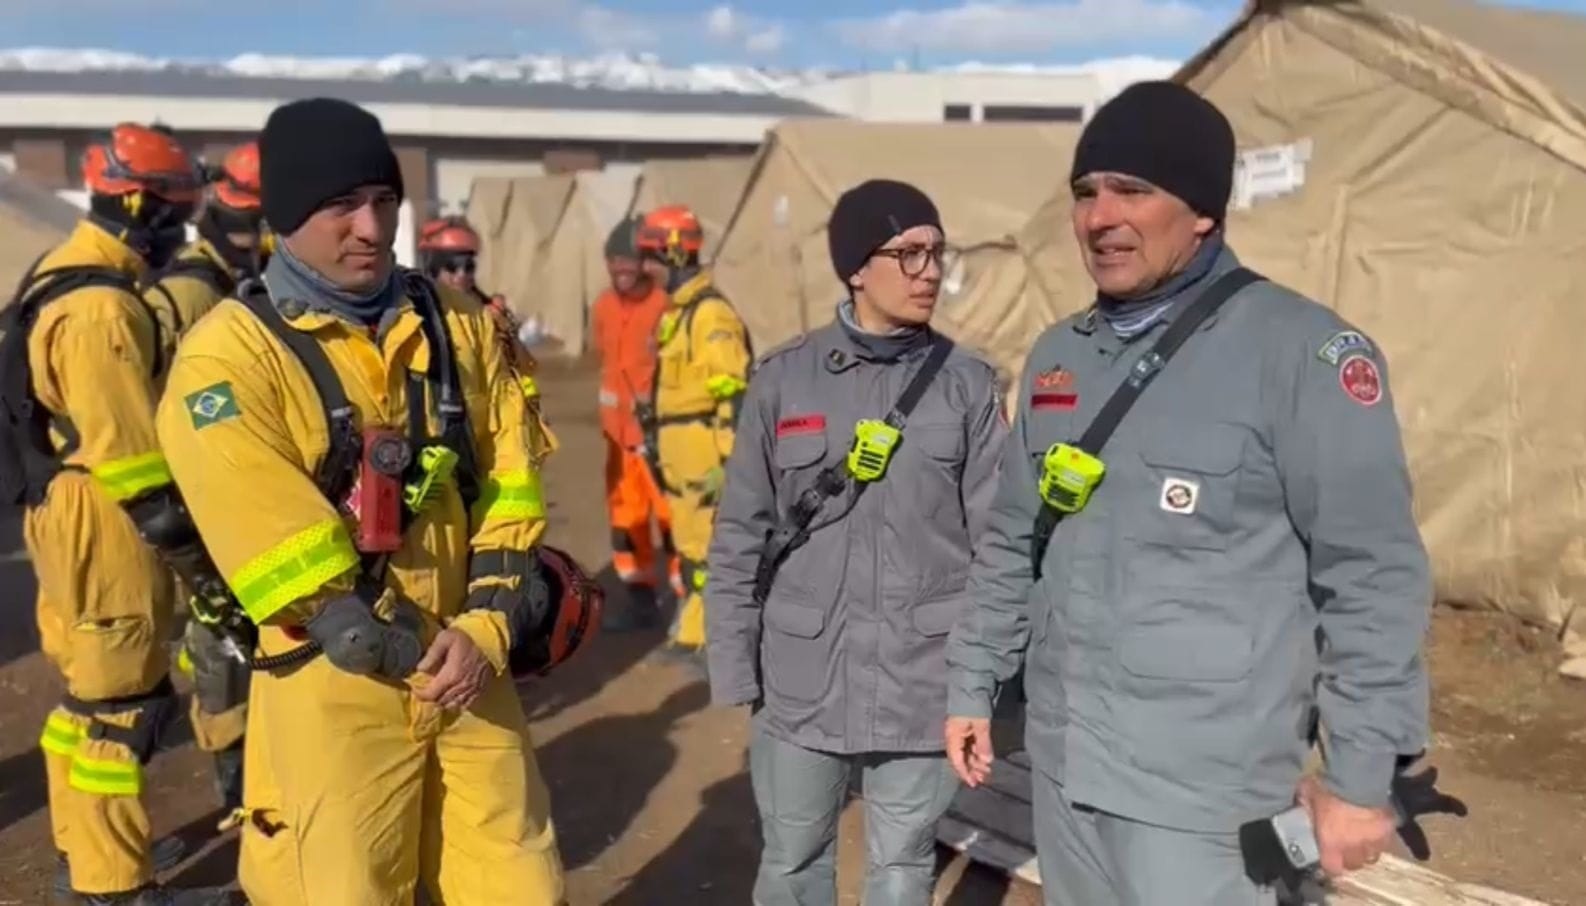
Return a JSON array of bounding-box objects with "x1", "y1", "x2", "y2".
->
[{"x1": 591, "y1": 283, "x2": 678, "y2": 594}]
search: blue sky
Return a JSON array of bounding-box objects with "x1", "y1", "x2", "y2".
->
[{"x1": 2, "y1": 0, "x2": 1583, "y2": 69}]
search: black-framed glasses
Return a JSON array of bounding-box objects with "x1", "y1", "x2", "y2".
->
[{"x1": 871, "y1": 243, "x2": 959, "y2": 278}]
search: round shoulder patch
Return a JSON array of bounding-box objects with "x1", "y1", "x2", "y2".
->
[{"x1": 1338, "y1": 354, "x2": 1382, "y2": 406}]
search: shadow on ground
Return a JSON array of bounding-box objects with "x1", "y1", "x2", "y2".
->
[
  {"x1": 537, "y1": 682, "x2": 708, "y2": 873},
  {"x1": 0, "y1": 506, "x2": 40, "y2": 671},
  {"x1": 607, "y1": 765, "x2": 758, "y2": 905}
]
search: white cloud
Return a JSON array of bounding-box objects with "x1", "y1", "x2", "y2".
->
[
  {"x1": 745, "y1": 25, "x2": 786, "y2": 54},
  {"x1": 697, "y1": 3, "x2": 786, "y2": 56},
  {"x1": 576, "y1": 5, "x2": 662, "y2": 51},
  {"x1": 832, "y1": 0, "x2": 1223, "y2": 55},
  {"x1": 705, "y1": 5, "x2": 739, "y2": 39}
]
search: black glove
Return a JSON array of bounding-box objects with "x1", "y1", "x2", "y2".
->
[{"x1": 1392, "y1": 765, "x2": 1468, "y2": 861}]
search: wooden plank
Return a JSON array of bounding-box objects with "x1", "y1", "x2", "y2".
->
[{"x1": 938, "y1": 777, "x2": 1552, "y2": 906}]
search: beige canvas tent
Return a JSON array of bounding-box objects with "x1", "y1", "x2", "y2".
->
[
  {"x1": 710, "y1": 119, "x2": 1080, "y2": 370},
  {"x1": 466, "y1": 170, "x2": 640, "y2": 356},
  {"x1": 467, "y1": 174, "x2": 579, "y2": 354},
  {"x1": 630, "y1": 156, "x2": 755, "y2": 260},
  {"x1": 1020, "y1": 0, "x2": 1586, "y2": 654},
  {"x1": 1, "y1": 169, "x2": 79, "y2": 304}
]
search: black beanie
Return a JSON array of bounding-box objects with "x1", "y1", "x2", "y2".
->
[
  {"x1": 604, "y1": 215, "x2": 640, "y2": 259},
  {"x1": 1070, "y1": 81, "x2": 1235, "y2": 221},
  {"x1": 827, "y1": 179, "x2": 942, "y2": 285},
  {"x1": 260, "y1": 97, "x2": 405, "y2": 236}
]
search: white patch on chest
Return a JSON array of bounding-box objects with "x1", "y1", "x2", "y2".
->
[{"x1": 1159, "y1": 478, "x2": 1200, "y2": 515}]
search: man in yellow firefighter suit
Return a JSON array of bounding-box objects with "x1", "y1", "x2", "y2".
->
[
  {"x1": 633, "y1": 205, "x2": 752, "y2": 661},
  {"x1": 144, "y1": 140, "x2": 271, "y2": 378},
  {"x1": 154, "y1": 97, "x2": 564, "y2": 905},
  {"x1": 143, "y1": 138, "x2": 270, "y2": 816},
  {"x1": 0, "y1": 123, "x2": 229, "y2": 904}
]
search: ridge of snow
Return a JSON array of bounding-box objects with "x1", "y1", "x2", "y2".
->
[{"x1": 0, "y1": 47, "x2": 1177, "y2": 98}]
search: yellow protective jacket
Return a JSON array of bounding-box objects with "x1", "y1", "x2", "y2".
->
[
  {"x1": 142, "y1": 238, "x2": 234, "y2": 379},
  {"x1": 155, "y1": 280, "x2": 546, "y2": 674},
  {"x1": 652, "y1": 270, "x2": 752, "y2": 489},
  {"x1": 28, "y1": 220, "x2": 171, "y2": 505}
]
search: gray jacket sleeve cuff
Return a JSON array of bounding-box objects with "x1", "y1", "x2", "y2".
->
[
  {"x1": 1321, "y1": 742, "x2": 1397, "y2": 810},
  {"x1": 711, "y1": 682, "x2": 760, "y2": 708},
  {"x1": 947, "y1": 685, "x2": 994, "y2": 720}
]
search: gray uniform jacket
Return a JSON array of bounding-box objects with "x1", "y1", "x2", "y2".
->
[
  {"x1": 946, "y1": 246, "x2": 1432, "y2": 833},
  {"x1": 706, "y1": 319, "x2": 1007, "y2": 754}
]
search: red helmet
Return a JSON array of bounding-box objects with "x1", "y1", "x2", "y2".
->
[
  {"x1": 419, "y1": 217, "x2": 481, "y2": 255},
  {"x1": 213, "y1": 141, "x2": 262, "y2": 212},
  {"x1": 509, "y1": 545, "x2": 603, "y2": 679},
  {"x1": 635, "y1": 204, "x2": 704, "y2": 267},
  {"x1": 82, "y1": 122, "x2": 202, "y2": 204}
]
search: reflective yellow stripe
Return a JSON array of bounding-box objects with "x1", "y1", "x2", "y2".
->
[
  {"x1": 90, "y1": 452, "x2": 172, "y2": 502},
  {"x1": 231, "y1": 520, "x2": 360, "y2": 624},
  {"x1": 69, "y1": 755, "x2": 142, "y2": 796},
  {"x1": 705, "y1": 374, "x2": 747, "y2": 401},
  {"x1": 519, "y1": 376, "x2": 540, "y2": 398},
  {"x1": 474, "y1": 470, "x2": 545, "y2": 523},
  {"x1": 39, "y1": 713, "x2": 83, "y2": 756}
]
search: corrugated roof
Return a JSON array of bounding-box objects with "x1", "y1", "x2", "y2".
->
[{"x1": 0, "y1": 69, "x2": 832, "y2": 117}]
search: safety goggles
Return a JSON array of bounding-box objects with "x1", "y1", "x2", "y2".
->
[{"x1": 437, "y1": 255, "x2": 477, "y2": 275}]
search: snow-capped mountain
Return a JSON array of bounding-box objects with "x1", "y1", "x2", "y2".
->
[{"x1": 0, "y1": 47, "x2": 1177, "y2": 97}]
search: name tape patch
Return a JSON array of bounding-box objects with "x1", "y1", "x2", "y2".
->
[
  {"x1": 1317, "y1": 330, "x2": 1373, "y2": 366},
  {"x1": 776, "y1": 414, "x2": 827, "y2": 437},
  {"x1": 1030, "y1": 392, "x2": 1078, "y2": 411}
]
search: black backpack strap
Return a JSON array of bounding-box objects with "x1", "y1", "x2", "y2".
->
[
  {"x1": 750, "y1": 333, "x2": 956, "y2": 605},
  {"x1": 402, "y1": 272, "x2": 481, "y2": 512},
  {"x1": 1029, "y1": 267, "x2": 1264, "y2": 578},
  {"x1": 0, "y1": 263, "x2": 144, "y2": 506},
  {"x1": 235, "y1": 281, "x2": 362, "y2": 504}
]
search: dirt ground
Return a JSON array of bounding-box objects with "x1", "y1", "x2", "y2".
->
[{"x1": 0, "y1": 358, "x2": 1581, "y2": 905}]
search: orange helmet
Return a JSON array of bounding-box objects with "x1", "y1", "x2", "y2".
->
[
  {"x1": 635, "y1": 204, "x2": 704, "y2": 267},
  {"x1": 82, "y1": 122, "x2": 201, "y2": 205},
  {"x1": 419, "y1": 217, "x2": 481, "y2": 255},
  {"x1": 509, "y1": 545, "x2": 603, "y2": 679},
  {"x1": 213, "y1": 141, "x2": 261, "y2": 212}
]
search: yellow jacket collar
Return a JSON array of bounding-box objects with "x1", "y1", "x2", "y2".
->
[
  {"x1": 72, "y1": 219, "x2": 147, "y2": 280},
  {"x1": 670, "y1": 271, "x2": 714, "y2": 309}
]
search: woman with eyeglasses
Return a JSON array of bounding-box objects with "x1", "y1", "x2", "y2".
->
[{"x1": 703, "y1": 179, "x2": 1008, "y2": 905}]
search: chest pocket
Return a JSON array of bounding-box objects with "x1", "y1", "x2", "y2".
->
[
  {"x1": 773, "y1": 430, "x2": 827, "y2": 470},
  {"x1": 1131, "y1": 428, "x2": 1245, "y2": 551}
]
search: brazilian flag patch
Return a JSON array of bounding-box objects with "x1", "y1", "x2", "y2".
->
[{"x1": 185, "y1": 382, "x2": 241, "y2": 430}]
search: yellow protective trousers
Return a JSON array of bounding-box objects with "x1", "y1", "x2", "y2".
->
[
  {"x1": 28, "y1": 471, "x2": 175, "y2": 895},
  {"x1": 237, "y1": 643, "x2": 565, "y2": 906},
  {"x1": 656, "y1": 420, "x2": 726, "y2": 651}
]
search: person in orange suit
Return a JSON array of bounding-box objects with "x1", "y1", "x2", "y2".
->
[{"x1": 591, "y1": 215, "x2": 677, "y2": 630}]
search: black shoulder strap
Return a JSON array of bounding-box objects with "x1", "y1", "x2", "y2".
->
[
  {"x1": 750, "y1": 332, "x2": 956, "y2": 604},
  {"x1": 401, "y1": 272, "x2": 481, "y2": 510},
  {"x1": 236, "y1": 281, "x2": 362, "y2": 503},
  {"x1": 0, "y1": 263, "x2": 143, "y2": 506},
  {"x1": 1029, "y1": 267, "x2": 1263, "y2": 578}
]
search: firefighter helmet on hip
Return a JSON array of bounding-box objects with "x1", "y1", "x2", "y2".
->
[
  {"x1": 636, "y1": 205, "x2": 704, "y2": 268},
  {"x1": 509, "y1": 546, "x2": 603, "y2": 679},
  {"x1": 82, "y1": 122, "x2": 202, "y2": 205}
]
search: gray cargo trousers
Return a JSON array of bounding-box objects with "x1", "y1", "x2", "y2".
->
[
  {"x1": 750, "y1": 718, "x2": 959, "y2": 906},
  {"x1": 1032, "y1": 771, "x2": 1278, "y2": 906}
]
